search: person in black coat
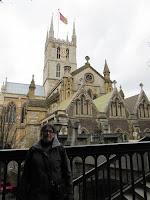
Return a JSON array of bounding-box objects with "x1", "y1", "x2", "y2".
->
[{"x1": 18, "y1": 123, "x2": 73, "y2": 200}]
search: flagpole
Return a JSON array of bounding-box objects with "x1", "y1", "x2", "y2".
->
[{"x1": 57, "y1": 9, "x2": 60, "y2": 39}]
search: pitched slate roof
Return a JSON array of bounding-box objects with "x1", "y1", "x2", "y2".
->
[
  {"x1": 53, "y1": 92, "x2": 77, "y2": 112},
  {"x1": 124, "y1": 94, "x2": 139, "y2": 114},
  {"x1": 4, "y1": 82, "x2": 45, "y2": 97},
  {"x1": 93, "y1": 91, "x2": 113, "y2": 112}
]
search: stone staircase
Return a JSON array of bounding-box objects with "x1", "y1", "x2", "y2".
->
[{"x1": 124, "y1": 181, "x2": 150, "y2": 200}]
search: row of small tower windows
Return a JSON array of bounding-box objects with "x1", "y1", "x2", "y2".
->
[{"x1": 57, "y1": 47, "x2": 69, "y2": 59}]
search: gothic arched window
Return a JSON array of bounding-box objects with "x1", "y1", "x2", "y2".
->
[
  {"x1": 115, "y1": 99, "x2": 118, "y2": 116},
  {"x1": 57, "y1": 47, "x2": 60, "y2": 59},
  {"x1": 56, "y1": 64, "x2": 61, "y2": 77},
  {"x1": 76, "y1": 101, "x2": 78, "y2": 115},
  {"x1": 86, "y1": 101, "x2": 89, "y2": 115},
  {"x1": 66, "y1": 48, "x2": 69, "y2": 58},
  {"x1": 21, "y1": 104, "x2": 26, "y2": 123},
  {"x1": 81, "y1": 96, "x2": 84, "y2": 115},
  {"x1": 6, "y1": 101, "x2": 16, "y2": 123}
]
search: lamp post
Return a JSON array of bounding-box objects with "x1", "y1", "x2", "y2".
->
[{"x1": 54, "y1": 121, "x2": 62, "y2": 138}]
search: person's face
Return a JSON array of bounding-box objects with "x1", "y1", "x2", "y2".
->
[{"x1": 42, "y1": 127, "x2": 55, "y2": 143}]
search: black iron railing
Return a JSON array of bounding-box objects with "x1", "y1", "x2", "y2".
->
[{"x1": 0, "y1": 141, "x2": 150, "y2": 200}]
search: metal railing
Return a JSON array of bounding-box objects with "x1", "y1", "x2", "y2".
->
[{"x1": 0, "y1": 141, "x2": 150, "y2": 200}]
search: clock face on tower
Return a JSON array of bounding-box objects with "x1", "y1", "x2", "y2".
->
[
  {"x1": 60, "y1": 48, "x2": 66, "y2": 57},
  {"x1": 85, "y1": 73, "x2": 94, "y2": 83}
]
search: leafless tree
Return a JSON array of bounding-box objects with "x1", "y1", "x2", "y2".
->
[{"x1": 0, "y1": 105, "x2": 17, "y2": 149}]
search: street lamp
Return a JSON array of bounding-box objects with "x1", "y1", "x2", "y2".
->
[{"x1": 54, "y1": 121, "x2": 62, "y2": 138}]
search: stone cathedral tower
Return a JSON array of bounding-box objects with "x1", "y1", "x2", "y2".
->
[{"x1": 43, "y1": 16, "x2": 77, "y2": 96}]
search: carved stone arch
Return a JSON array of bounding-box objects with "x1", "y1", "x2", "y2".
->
[
  {"x1": 115, "y1": 128, "x2": 123, "y2": 133},
  {"x1": 144, "y1": 128, "x2": 150, "y2": 133},
  {"x1": 6, "y1": 101, "x2": 16, "y2": 123},
  {"x1": 81, "y1": 127, "x2": 89, "y2": 135}
]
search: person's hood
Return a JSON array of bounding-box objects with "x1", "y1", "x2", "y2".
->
[{"x1": 33, "y1": 137, "x2": 61, "y2": 151}]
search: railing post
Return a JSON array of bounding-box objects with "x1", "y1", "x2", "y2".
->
[
  {"x1": 106, "y1": 154, "x2": 111, "y2": 200},
  {"x1": 129, "y1": 153, "x2": 135, "y2": 200},
  {"x1": 125, "y1": 155, "x2": 129, "y2": 184},
  {"x1": 2, "y1": 161, "x2": 8, "y2": 200},
  {"x1": 140, "y1": 152, "x2": 147, "y2": 200},
  {"x1": 16, "y1": 161, "x2": 22, "y2": 200},
  {"x1": 118, "y1": 155, "x2": 123, "y2": 199},
  {"x1": 94, "y1": 155, "x2": 98, "y2": 200},
  {"x1": 82, "y1": 156, "x2": 86, "y2": 200}
]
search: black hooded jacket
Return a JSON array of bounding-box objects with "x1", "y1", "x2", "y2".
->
[{"x1": 18, "y1": 137, "x2": 73, "y2": 200}]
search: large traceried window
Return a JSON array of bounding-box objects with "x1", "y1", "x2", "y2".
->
[
  {"x1": 6, "y1": 101, "x2": 16, "y2": 123},
  {"x1": 56, "y1": 64, "x2": 61, "y2": 77},
  {"x1": 57, "y1": 47, "x2": 60, "y2": 59}
]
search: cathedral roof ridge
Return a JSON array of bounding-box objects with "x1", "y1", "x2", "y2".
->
[
  {"x1": 6, "y1": 81, "x2": 43, "y2": 87},
  {"x1": 4, "y1": 82, "x2": 45, "y2": 97}
]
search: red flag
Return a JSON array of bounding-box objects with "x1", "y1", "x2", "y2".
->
[{"x1": 59, "y1": 12, "x2": 68, "y2": 24}]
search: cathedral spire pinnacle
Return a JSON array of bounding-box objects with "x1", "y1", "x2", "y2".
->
[
  {"x1": 119, "y1": 85, "x2": 125, "y2": 99},
  {"x1": 73, "y1": 20, "x2": 76, "y2": 36},
  {"x1": 103, "y1": 59, "x2": 110, "y2": 82},
  {"x1": 49, "y1": 14, "x2": 54, "y2": 39},
  {"x1": 66, "y1": 32, "x2": 69, "y2": 42},
  {"x1": 28, "y1": 75, "x2": 36, "y2": 99},
  {"x1": 46, "y1": 30, "x2": 49, "y2": 42},
  {"x1": 72, "y1": 20, "x2": 76, "y2": 46},
  {"x1": 103, "y1": 59, "x2": 110, "y2": 74}
]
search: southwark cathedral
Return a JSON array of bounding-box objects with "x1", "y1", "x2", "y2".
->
[{"x1": 0, "y1": 16, "x2": 150, "y2": 148}]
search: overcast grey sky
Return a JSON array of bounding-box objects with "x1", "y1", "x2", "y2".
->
[{"x1": 0, "y1": 0, "x2": 150, "y2": 99}]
